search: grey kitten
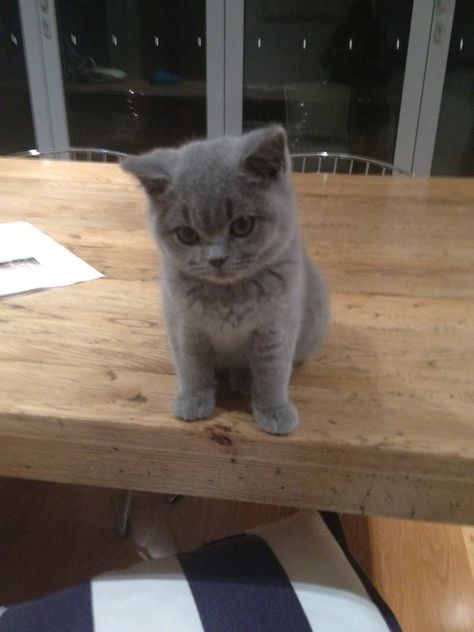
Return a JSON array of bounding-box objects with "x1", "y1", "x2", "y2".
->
[{"x1": 122, "y1": 126, "x2": 329, "y2": 434}]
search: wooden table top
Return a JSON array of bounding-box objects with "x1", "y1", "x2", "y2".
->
[{"x1": 0, "y1": 158, "x2": 473, "y2": 525}]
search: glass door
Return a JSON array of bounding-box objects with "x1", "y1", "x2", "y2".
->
[
  {"x1": 9, "y1": 0, "x2": 468, "y2": 172},
  {"x1": 226, "y1": 0, "x2": 468, "y2": 175},
  {"x1": 240, "y1": 0, "x2": 418, "y2": 167},
  {"x1": 55, "y1": 0, "x2": 208, "y2": 154},
  {"x1": 13, "y1": 0, "x2": 225, "y2": 155}
]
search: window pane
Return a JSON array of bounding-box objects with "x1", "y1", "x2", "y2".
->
[
  {"x1": 243, "y1": 0, "x2": 413, "y2": 164},
  {"x1": 56, "y1": 0, "x2": 206, "y2": 153},
  {"x1": 0, "y1": 0, "x2": 35, "y2": 153}
]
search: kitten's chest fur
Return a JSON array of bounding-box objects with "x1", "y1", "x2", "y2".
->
[{"x1": 163, "y1": 257, "x2": 300, "y2": 358}]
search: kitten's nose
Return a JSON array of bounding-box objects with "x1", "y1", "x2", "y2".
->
[{"x1": 208, "y1": 256, "x2": 227, "y2": 268}]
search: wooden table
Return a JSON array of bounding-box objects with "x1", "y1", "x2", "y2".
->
[{"x1": 0, "y1": 158, "x2": 472, "y2": 525}]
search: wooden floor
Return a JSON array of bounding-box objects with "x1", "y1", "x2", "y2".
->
[{"x1": 0, "y1": 477, "x2": 473, "y2": 632}]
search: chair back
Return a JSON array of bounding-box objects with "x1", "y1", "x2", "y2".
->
[
  {"x1": 10, "y1": 148, "x2": 127, "y2": 163},
  {"x1": 291, "y1": 152, "x2": 412, "y2": 176}
]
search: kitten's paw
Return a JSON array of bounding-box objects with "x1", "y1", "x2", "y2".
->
[
  {"x1": 173, "y1": 389, "x2": 215, "y2": 421},
  {"x1": 252, "y1": 402, "x2": 299, "y2": 435},
  {"x1": 229, "y1": 368, "x2": 252, "y2": 395}
]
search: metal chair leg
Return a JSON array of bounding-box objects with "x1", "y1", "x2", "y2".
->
[
  {"x1": 167, "y1": 494, "x2": 182, "y2": 504},
  {"x1": 118, "y1": 489, "x2": 133, "y2": 537}
]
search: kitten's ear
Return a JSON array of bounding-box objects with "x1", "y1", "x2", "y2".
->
[
  {"x1": 241, "y1": 125, "x2": 288, "y2": 181},
  {"x1": 121, "y1": 149, "x2": 178, "y2": 195}
]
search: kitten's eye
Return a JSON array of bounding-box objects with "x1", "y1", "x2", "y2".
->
[
  {"x1": 230, "y1": 216, "x2": 255, "y2": 238},
  {"x1": 176, "y1": 226, "x2": 199, "y2": 245}
]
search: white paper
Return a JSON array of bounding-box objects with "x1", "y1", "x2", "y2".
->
[{"x1": 0, "y1": 221, "x2": 104, "y2": 298}]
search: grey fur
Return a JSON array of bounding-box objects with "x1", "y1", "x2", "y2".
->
[{"x1": 122, "y1": 126, "x2": 329, "y2": 434}]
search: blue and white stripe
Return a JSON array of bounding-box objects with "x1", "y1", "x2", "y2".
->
[{"x1": 0, "y1": 511, "x2": 402, "y2": 631}]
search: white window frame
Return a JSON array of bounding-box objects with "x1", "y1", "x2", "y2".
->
[
  {"x1": 409, "y1": 0, "x2": 457, "y2": 175},
  {"x1": 206, "y1": 0, "x2": 226, "y2": 137},
  {"x1": 19, "y1": 0, "x2": 69, "y2": 151}
]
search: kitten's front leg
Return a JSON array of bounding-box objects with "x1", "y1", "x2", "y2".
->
[
  {"x1": 250, "y1": 328, "x2": 299, "y2": 435},
  {"x1": 170, "y1": 328, "x2": 216, "y2": 421}
]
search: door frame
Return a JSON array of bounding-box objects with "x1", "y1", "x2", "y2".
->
[
  {"x1": 409, "y1": 0, "x2": 457, "y2": 175},
  {"x1": 18, "y1": 0, "x2": 69, "y2": 151},
  {"x1": 206, "y1": 0, "x2": 226, "y2": 137}
]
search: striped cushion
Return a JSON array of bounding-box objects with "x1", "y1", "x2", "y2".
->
[{"x1": 0, "y1": 511, "x2": 402, "y2": 631}]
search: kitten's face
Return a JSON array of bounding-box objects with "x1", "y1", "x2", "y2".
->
[{"x1": 122, "y1": 126, "x2": 295, "y2": 284}]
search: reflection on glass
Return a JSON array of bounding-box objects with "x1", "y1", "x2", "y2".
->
[
  {"x1": 431, "y1": 0, "x2": 473, "y2": 176},
  {"x1": 243, "y1": 0, "x2": 413, "y2": 164},
  {"x1": 55, "y1": 0, "x2": 206, "y2": 153},
  {"x1": 0, "y1": 0, "x2": 35, "y2": 153}
]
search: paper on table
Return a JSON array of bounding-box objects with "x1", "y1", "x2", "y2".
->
[{"x1": 0, "y1": 221, "x2": 104, "y2": 298}]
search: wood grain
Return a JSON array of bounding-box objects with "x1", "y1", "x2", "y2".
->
[
  {"x1": 0, "y1": 158, "x2": 473, "y2": 523},
  {"x1": 464, "y1": 527, "x2": 474, "y2": 580},
  {"x1": 367, "y1": 517, "x2": 474, "y2": 632}
]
